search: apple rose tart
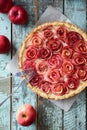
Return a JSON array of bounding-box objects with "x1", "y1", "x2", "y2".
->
[{"x1": 19, "y1": 22, "x2": 87, "y2": 100}]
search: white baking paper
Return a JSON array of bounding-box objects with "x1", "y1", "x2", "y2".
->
[{"x1": 6, "y1": 6, "x2": 78, "y2": 111}]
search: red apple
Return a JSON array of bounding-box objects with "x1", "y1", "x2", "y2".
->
[
  {"x1": 8, "y1": 6, "x2": 28, "y2": 25},
  {"x1": 0, "y1": 0, "x2": 12, "y2": 13},
  {"x1": 0, "y1": 35, "x2": 10, "y2": 53},
  {"x1": 16, "y1": 104, "x2": 36, "y2": 126}
]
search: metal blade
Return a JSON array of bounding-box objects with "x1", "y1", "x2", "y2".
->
[{"x1": 0, "y1": 68, "x2": 35, "y2": 106}]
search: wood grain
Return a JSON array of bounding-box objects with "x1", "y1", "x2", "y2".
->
[
  {"x1": 38, "y1": 0, "x2": 54, "y2": 17},
  {"x1": 0, "y1": 13, "x2": 11, "y2": 130},
  {"x1": 53, "y1": 0, "x2": 63, "y2": 12},
  {"x1": 64, "y1": 0, "x2": 87, "y2": 129}
]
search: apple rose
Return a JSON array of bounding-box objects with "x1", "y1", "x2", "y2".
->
[
  {"x1": 25, "y1": 46, "x2": 38, "y2": 60},
  {"x1": 56, "y1": 26, "x2": 68, "y2": 41},
  {"x1": 74, "y1": 40, "x2": 87, "y2": 54},
  {"x1": 51, "y1": 82, "x2": 67, "y2": 95},
  {"x1": 48, "y1": 54, "x2": 62, "y2": 68},
  {"x1": 43, "y1": 25, "x2": 53, "y2": 39},
  {"x1": 62, "y1": 46, "x2": 73, "y2": 59},
  {"x1": 46, "y1": 69, "x2": 60, "y2": 83},
  {"x1": 38, "y1": 47, "x2": 51, "y2": 59},
  {"x1": 46, "y1": 38, "x2": 63, "y2": 52},
  {"x1": 30, "y1": 74, "x2": 43, "y2": 86},
  {"x1": 36, "y1": 60, "x2": 49, "y2": 74},
  {"x1": 67, "y1": 77, "x2": 80, "y2": 89},
  {"x1": 22, "y1": 60, "x2": 36, "y2": 70},
  {"x1": 76, "y1": 66, "x2": 87, "y2": 81},
  {"x1": 66, "y1": 31, "x2": 83, "y2": 46},
  {"x1": 62, "y1": 61, "x2": 75, "y2": 75},
  {"x1": 84, "y1": 54, "x2": 87, "y2": 61},
  {"x1": 72, "y1": 53, "x2": 86, "y2": 65},
  {"x1": 30, "y1": 34, "x2": 43, "y2": 46},
  {"x1": 39, "y1": 80, "x2": 51, "y2": 93}
]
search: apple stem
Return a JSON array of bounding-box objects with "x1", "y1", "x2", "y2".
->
[{"x1": 22, "y1": 114, "x2": 26, "y2": 118}]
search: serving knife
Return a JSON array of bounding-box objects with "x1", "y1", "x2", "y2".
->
[{"x1": 0, "y1": 68, "x2": 35, "y2": 106}]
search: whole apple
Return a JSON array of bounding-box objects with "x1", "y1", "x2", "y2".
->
[
  {"x1": 0, "y1": 0, "x2": 12, "y2": 13},
  {"x1": 16, "y1": 104, "x2": 36, "y2": 126},
  {"x1": 0, "y1": 35, "x2": 10, "y2": 53},
  {"x1": 8, "y1": 6, "x2": 28, "y2": 25}
]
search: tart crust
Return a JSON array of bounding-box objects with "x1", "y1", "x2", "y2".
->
[{"x1": 18, "y1": 21, "x2": 87, "y2": 100}]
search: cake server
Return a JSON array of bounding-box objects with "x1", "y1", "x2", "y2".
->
[{"x1": 0, "y1": 68, "x2": 36, "y2": 106}]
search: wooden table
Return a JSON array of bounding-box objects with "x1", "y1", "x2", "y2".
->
[{"x1": 0, "y1": 0, "x2": 87, "y2": 130}]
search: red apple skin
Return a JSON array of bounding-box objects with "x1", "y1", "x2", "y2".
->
[
  {"x1": 0, "y1": 0, "x2": 12, "y2": 13},
  {"x1": 0, "y1": 35, "x2": 10, "y2": 53},
  {"x1": 8, "y1": 6, "x2": 28, "y2": 25},
  {"x1": 16, "y1": 104, "x2": 36, "y2": 126}
]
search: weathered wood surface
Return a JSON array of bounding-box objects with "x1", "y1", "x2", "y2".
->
[
  {"x1": 0, "y1": 13, "x2": 11, "y2": 130},
  {"x1": 0, "y1": 0, "x2": 87, "y2": 130},
  {"x1": 12, "y1": 1, "x2": 37, "y2": 130}
]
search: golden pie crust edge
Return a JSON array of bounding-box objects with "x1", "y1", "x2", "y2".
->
[{"x1": 18, "y1": 21, "x2": 87, "y2": 100}]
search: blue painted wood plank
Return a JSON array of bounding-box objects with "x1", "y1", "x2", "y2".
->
[
  {"x1": 64, "y1": 0, "x2": 86, "y2": 129},
  {"x1": 12, "y1": 77, "x2": 36, "y2": 130},
  {"x1": 12, "y1": 0, "x2": 37, "y2": 130},
  {"x1": 38, "y1": 0, "x2": 54, "y2": 17},
  {"x1": 53, "y1": 0, "x2": 64, "y2": 12},
  {"x1": 0, "y1": 14, "x2": 11, "y2": 130},
  {"x1": 64, "y1": 0, "x2": 86, "y2": 31}
]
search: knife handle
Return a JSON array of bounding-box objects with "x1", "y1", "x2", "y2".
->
[{"x1": 0, "y1": 68, "x2": 35, "y2": 106}]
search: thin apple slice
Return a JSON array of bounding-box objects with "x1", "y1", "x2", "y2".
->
[
  {"x1": 38, "y1": 47, "x2": 51, "y2": 59},
  {"x1": 30, "y1": 34, "x2": 43, "y2": 47},
  {"x1": 25, "y1": 46, "x2": 38, "y2": 60},
  {"x1": 46, "y1": 38, "x2": 63, "y2": 52},
  {"x1": 51, "y1": 82, "x2": 67, "y2": 95},
  {"x1": 62, "y1": 46, "x2": 73, "y2": 59},
  {"x1": 62, "y1": 60, "x2": 75, "y2": 75},
  {"x1": 73, "y1": 40, "x2": 87, "y2": 54},
  {"x1": 56, "y1": 26, "x2": 68, "y2": 41},
  {"x1": 76, "y1": 66, "x2": 87, "y2": 81},
  {"x1": 72, "y1": 53, "x2": 86, "y2": 65},
  {"x1": 44, "y1": 30, "x2": 53, "y2": 39},
  {"x1": 42, "y1": 25, "x2": 53, "y2": 39},
  {"x1": 66, "y1": 31, "x2": 83, "y2": 46},
  {"x1": 30, "y1": 74, "x2": 43, "y2": 86},
  {"x1": 39, "y1": 80, "x2": 51, "y2": 93},
  {"x1": 67, "y1": 77, "x2": 80, "y2": 89},
  {"x1": 22, "y1": 60, "x2": 36, "y2": 71},
  {"x1": 46, "y1": 69, "x2": 60, "y2": 83},
  {"x1": 48, "y1": 54, "x2": 62, "y2": 68},
  {"x1": 36, "y1": 60, "x2": 49, "y2": 74}
]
